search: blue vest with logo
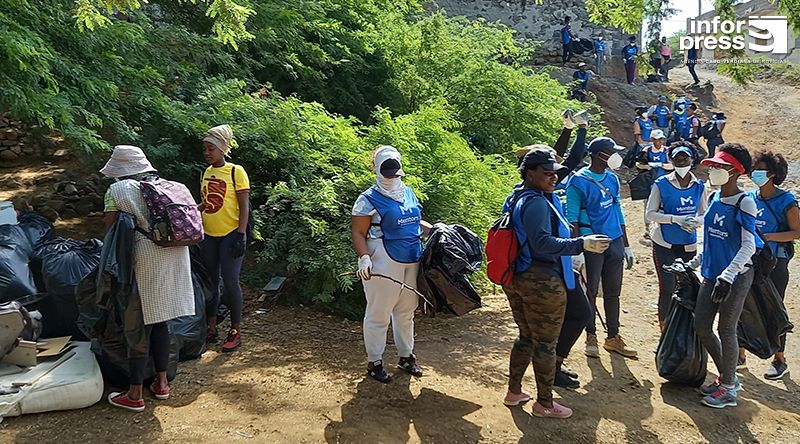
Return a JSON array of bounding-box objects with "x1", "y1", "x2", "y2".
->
[
  {"x1": 654, "y1": 105, "x2": 670, "y2": 127},
  {"x1": 673, "y1": 109, "x2": 687, "y2": 135},
  {"x1": 569, "y1": 169, "x2": 623, "y2": 240},
  {"x1": 750, "y1": 189, "x2": 798, "y2": 259},
  {"x1": 637, "y1": 117, "x2": 652, "y2": 142},
  {"x1": 701, "y1": 193, "x2": 757, "y2": 279},
  {"x1": 624, "y1": 44, "x2": 638, "y2": 60},
  {"x1": 656, "y1": 177, "x2": 704, "y2": 246},
  {"x1": 511, "y1": 191, "x2": 576, "y2": 290},
  {"x1": 362, "y1": 187, "x2": 423, "y2": 263},
  {"x1": 646, "y1": 148, "x2": 669, "y2": 178},
  {"x1": 561, "y1": 26, "x2": 572, "y2": 44},
  {"x1": 682, "y1": 115, "x2": 699, "y2": 139}
]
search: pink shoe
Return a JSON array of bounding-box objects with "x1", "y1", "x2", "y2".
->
[
  {"x1": 532, "y1": 401, "x2": 573, "y2": 418},
  {"x1": 108, "y1": 391, "x2": 145, "y2": 412},
  {"x1": 503, "y1": 390, "x2": 532, "y2": 406}
]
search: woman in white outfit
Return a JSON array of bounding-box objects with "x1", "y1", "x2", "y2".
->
[{"x1": 351, "y1": 145, "x2": 432, "y2": 383}]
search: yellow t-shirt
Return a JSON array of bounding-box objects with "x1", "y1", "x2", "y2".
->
[{"x1": 201, "y1": 163, "x2": 250, "y2": 237}]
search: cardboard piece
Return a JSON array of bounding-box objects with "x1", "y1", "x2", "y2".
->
[
  {"x1": 1, "y1": 336, "x2": 72, "y2": 367},
  {"x1": 36, "y1": 336, "x2": 72, "y2": 358}
]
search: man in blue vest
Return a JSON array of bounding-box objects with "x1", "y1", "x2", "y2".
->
[
  {"x1": 593, "y1": 35, "x2": 607, "y2": 75},
  {"x1": 572, "y1": 62, "x2": 591, "y2": 102},
  {"x1": 648, "y1": 95, "x2": 672, "y2": 140},
  {"x1": 562, "y1": 16, "x2": 576, "y2": 66},
  {"x1": 622, "y1": 35, "x2": 639, "y2": 85},
  {"x1": 672, "y1": 98, "x2": 688, "y2": 143},
  {"x1": 566, "y1": 137, "x2": 638, "y2": 359}
]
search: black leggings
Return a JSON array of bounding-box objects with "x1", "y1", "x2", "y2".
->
[
  {"x1": 557, "y1": 272, "x2": 592, "y2": 359},
  {"x1": 128, "y1": 322, "x2": 170, "y2": 386},
  {"x1": 771, "y1": 258, "x2": 790, "y2": 352},
  {"x1": 652, "y1": 243, "x2": 696, "y2": 323},
  {"x1": 563, "y1": 43, "x2": 573, "y2": 64},
  {"x1": 201, "y1": 230, "x2": 244, "y2": 325}
]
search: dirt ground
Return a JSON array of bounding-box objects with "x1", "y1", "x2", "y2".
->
[{"x1": 2, "y1": 67, "x2": 800, "y2": 444}]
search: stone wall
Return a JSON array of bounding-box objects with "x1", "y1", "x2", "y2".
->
[
  {"x1": 429, "y1": 0, "x2": 630, "y2": 65},
  {"x1": 0, "y1": 113, "x2": 39, "y2": 162}
]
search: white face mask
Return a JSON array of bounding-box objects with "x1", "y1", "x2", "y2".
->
[
  {"x1": 378, "y1": 176, "x2": 402, "y2": 191},
  {"x1": 708, "y1": 168, "x2": 731, "y2": 186},
  {"x1": 675, "y1": 166, "x2": 692, "y2": 178},
  {"x1": 641, "y1": 113, "x2": 648, "y2": 119},
  {"x1": 605, "y1": 152, "x2": 623, "y2": 170}
]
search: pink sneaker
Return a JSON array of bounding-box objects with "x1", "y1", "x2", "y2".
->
[
  {"x1": 532, "y1": 401, "x2": 573, "y2": 418},
  {"x1": 108, "y1": 392, "x2": 145, "y2": 412},
  {"x1": 503, "y1": 390, "x2": 532, "y2": 406}
]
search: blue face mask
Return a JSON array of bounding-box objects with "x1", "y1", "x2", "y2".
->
[{"x1": 751, "y1": 170, "x2": 771, "y2": 187}]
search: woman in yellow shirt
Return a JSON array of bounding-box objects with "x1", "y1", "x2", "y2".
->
[{"x1": 200, "y1": 125, "x2": 250, "y2": 352}]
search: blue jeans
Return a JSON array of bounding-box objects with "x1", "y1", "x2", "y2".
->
[{"x1": 585, "y1": 237, "x2": 624, "y2": 338}]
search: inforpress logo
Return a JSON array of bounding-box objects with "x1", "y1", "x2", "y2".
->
[{"x1": 681, "y1": 16, "x2": 789, "y2": 54}]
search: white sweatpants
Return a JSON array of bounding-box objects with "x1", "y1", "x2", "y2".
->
[{"x1": 362, "y1": 239, "x2": 419, "y2": 362}]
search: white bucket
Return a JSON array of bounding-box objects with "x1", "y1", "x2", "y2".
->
[{"x1": 0, "y1": 201, "x2": 18, "y2": 226}]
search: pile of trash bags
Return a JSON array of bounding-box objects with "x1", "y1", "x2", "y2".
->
[
  {"x1": 656, "y1": 268, "x2": 707, "y2": 387},
  {"x1": 418, "y1": 224, "x2": 483, "y2": 316},
  {"x1": 1, "y1": 209, "x2": 211, "y2": 387},
  {"x1": 738, "y1": 272, "x2": 794, "y2": 359}
]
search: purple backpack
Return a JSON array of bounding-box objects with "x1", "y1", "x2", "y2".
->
[{"x1": 138, "y1": 179, "x2": 204, "y2": 247}]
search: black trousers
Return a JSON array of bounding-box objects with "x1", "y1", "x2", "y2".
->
[
  {"x1": 557, "y1": 272, "x2": 592, "y2": 359},
  {"x1": 771, "y1": 258, "x2": 790, "y2": 352},
  {"x1": 652, "y1": 243, "x2": 696, "y2": 323},
  {"x1": 687, "y1": 63, "x2": 700, "y2": 83}
]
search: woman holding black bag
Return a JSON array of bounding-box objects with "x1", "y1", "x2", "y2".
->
[{"x1": 742, "y1": 151, "x2": 800, "y2": 379}]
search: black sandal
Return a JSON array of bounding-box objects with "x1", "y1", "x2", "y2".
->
[
  {"x1": 367, "y1": 360, "x2": 392, "y2": 383},
  {"x1": 398, "y1": 355, "x2": 423, "y2": 377}
]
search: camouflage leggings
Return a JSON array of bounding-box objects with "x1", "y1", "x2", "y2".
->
[{"x1": 503, "y1": 268, "x2": 567, "y2": 405}]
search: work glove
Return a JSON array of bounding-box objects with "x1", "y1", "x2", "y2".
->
[
  {"x1": 662, "y1": 258, "x2": 688, "y2": 274},
  {"x1": 662, "y1": 163, "x2": 674, "y2": 170},
  {"x1": 230, "y1": 232, "x2": 246, "y2": 258},
  {"x1": 711, "y1": 277, "x2": 733, "y2": 303},
  {"x1": 582, "y1": 234, "x2": 612, "y2": 254},
  {"x1": 648, "y1": 162, "x2": 663, "y2": 169},
  {"x1": 573, "y1": 110, "x2": 590, "y2": 127},
  {"x1": 561, "y1": 109, "x2": 575, "y2": 129},
  {"x1": 636, "y1": 163, "x2": 652, "y2": 170},
  {"x1": 672, "y1": 215, "x2": 698, "y2": 233},
  {"x1": 572, "y1": 253, "x2": 586, "y2": 272},
  {"x1": 624, "y1": 246, "x2": 635, "y2": 269},
  {"x1": 357, "y1": 255, "x2": 372, "y2": 281}
]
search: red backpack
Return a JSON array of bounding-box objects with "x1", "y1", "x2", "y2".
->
[{"x1": 486, "y1": 192, "x2": 528, "y2": 286}]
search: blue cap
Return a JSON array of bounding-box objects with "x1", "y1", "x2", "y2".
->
[
  {"x1": 587, "y1": 137, "x2": 625, "y2": 154},
  {"x1": 670, "y1": 146, "x2": 694, "y2": 158}
]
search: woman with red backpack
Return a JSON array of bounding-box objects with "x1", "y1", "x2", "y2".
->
[
  {"x1": 101, "y1": 145, "x2": 195, "y2": 412},
  {"x1": 200, "y1": 124, "x2": 250, "y2": 353}
]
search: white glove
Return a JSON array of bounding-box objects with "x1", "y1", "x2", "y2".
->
[
  {"x1": 672, "y1": 215, "x2": 698, "y2": 233},
  {"x1": 357, "y1": 255, "x2": 372, "y2": 280},
  {"x1": 662, "y1": 163, "x2": 674, "y2": 170},
  {"x1": 624, "y1": 246, "x2": 635, "y2": 269},
  {"x1": 573, "y1": 110, "x2": 590, "y2": 126},
  {"x1": 572, "y1": 253, "x2": 586, "y2": 272},
  {"x1": 561, "y1": 109, "x2": 575, "y2": 129},
  {"x1": 648, "y1": 162, "x2": 663, "y2": 169},
  {"x1": 636, "y1": 163, "x2": 652, "y2": 170},
  {"x1": 582, "y1": 234, "x2": 612, "y2": 254}
]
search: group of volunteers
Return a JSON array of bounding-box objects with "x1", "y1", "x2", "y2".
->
[{"x1": 98, "y1": 125, "x2": 250, "y2": 412}]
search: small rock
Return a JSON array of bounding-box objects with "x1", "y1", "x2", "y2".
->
[
  {"x1": 72, "y1": 200, "x2": 94, "y2": 216},
  {"x1": 38, "y1": 207, "x2": 59, "y2": 222},
  {"x1": 60, "y1": 209, "x2": 79, "y2": 219},
  {"x1": 63, "y1": 183, "x2": 78, "y2": 195},
  {"x1": 41, "y1": 199, "x2": 66, "y2": 212},
  {"x1": 52, "y1": 149, "x2": 69, "y2": 157},
  {"x1": 0, "y1": 150, "x2": 18, "y2": 161}
]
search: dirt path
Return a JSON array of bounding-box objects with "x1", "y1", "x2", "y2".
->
[{"x1": 3, "y1": 72, "x2": 800, "y2": 444}]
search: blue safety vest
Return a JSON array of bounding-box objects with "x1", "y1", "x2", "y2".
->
[
  {"x1": 673, "y1": 109, "x2": 687, "y2": 135},
  {"x1": 637, "y1": 117, "x2": 652, "y2": 142},
  {"x1": 656, "y1": 177, "x2": 704, "y2": 246},
  {"x1": 682, "y1": 115, "x2": 699, "y2": 139},
  {"x1": 624, "y1": 44, "x2": 638, "y2": 61},
  {"x1": 654, "y1": 105, "x2": 670, "y2": 128},
  {"x1": 595, "y1": 40, "x2": 606, "y2": 52},
  {"x1": 749, "y1": 189, "x2": 798, "y2": 258},
  {"x1": 562, "y1": 25, "x2": 572, "y2": 44},
  {"x1": 362, "y1": 187, "x2": 423, "y2": 263},
  {"x1": 701, "y1": 193, "x2": 757, "y2": 280},
  {"x1": 646, "y1": 148, "x2": 669, "y2": 178},
  {"x1": 511, "y1": 190, "x2": 576, "y2": 290},
  {"x1": 568, "y1": 168, "x2": 623, "y2": 240}
]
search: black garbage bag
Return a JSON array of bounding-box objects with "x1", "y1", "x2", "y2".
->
[
  {"x1": 418, "y1": 224, "x2": 482, "y2": 316},
  {"x1": 0, "y1": 224, "x2": 36, "y2": 301},
  {"x1": 570, "y1": 38, "x2": 594, "y2": 55},
  {"x1": 169, "y1": 246, "x2": 211, "y2": 361},
  {"x1": 656, "y1": 269, "x2": 706, "y2": 387},
  {"x1": 16, "y1": 210, "x2": 54, "y2": 249},
  {"x1": 628, "y1": 170, "x2": 655, "y2": 201},
  {"x1": 39, "y1": 238, "x2": 103, "y2": 296},
  {"x1": 737, "y1": 276, "x2": 794, "y2": 359}
]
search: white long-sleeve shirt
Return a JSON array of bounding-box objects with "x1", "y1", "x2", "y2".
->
[{"x1": 645, "y1": 172, "x2": 708, "y2": 251}]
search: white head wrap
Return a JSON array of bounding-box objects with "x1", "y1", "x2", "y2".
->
[
  {"x1": 372, "y1": 145, "x2": 406, "y2": 202},
  {"x1": 99, "y1": 145, "x2": 156, "y2": 178},
  {"x1": 203, "y1": 124, "x2": 235, "y2": 157}
]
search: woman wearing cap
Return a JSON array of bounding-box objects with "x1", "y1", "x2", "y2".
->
[
  {"x1": 646, "y1": 142, "x2": 707, "y2": 329},
  {"x1": 502, "y1": 149, "x2": 610, "y2": 418},
  {"x1": 669, "y1": 143, "x2": 756, "y2": 409},
  {"x1": 101, "y1": 145, "x2": 195, "y2": 412},
  {"x1": 649, "y1": 96, "x2": 672, "y2": 139},
  {"x1": 567, "y1": 137, "x2": 638, "y2": 359},
  {"x1": 200, "y1": 124, "x2": 250, "y2": 352},
  {"x1": 351, "y1": 145, "x2": 431, "y2": 383},
  {"x1": 743, "y1": 151, "x2": 800, "y2": 379},
  {"x1": 635, "y1": 129, "x2": 673, "y2": 240}
]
